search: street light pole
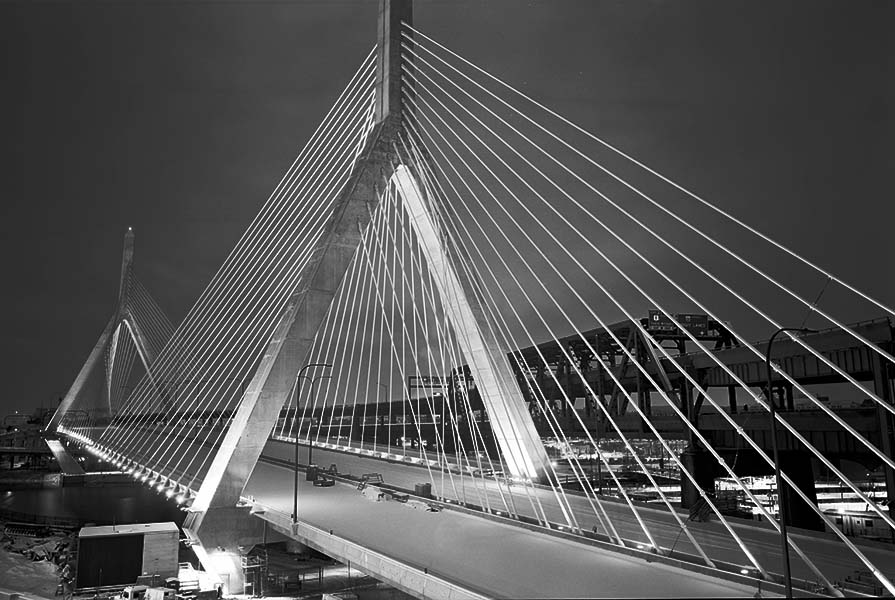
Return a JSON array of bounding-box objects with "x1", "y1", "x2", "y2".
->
[
  {"x1": 293, "y1": 362, "x2": 332, "y2": 524},
  {"x1": 765, "y1": 326, "x2": 814, "y2": 599}
]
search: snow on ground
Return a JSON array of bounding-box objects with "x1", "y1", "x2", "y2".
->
[{"x1": 0, "y1": 547, "x2": 59, "y2": 598}]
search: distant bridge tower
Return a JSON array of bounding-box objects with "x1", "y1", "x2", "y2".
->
[
  {"x1": 184, "y1": 0, "x2": 552, "y2": 590},
  {"x1": 48, "y1": 228, "x2": 160, "y2": 431}
]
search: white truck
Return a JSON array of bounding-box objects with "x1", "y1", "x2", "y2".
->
[
  {"x1": 144, "y1": 588, "x2": 175, "y2": 600},
  {"x1": 118, "y1": 586, "x2": 147, "y2": 600}
]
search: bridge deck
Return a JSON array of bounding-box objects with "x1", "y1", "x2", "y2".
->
[
  {"x1": 259, "y1": 441, "x2": 894, "y2": 590},
  {"x1": 44, "y1": 439, "x2": 84, "y2": 475},
  {"x1": 85, "y1": 427, "x2": 894, "y2": 592},
  {"x1": 246, "y1": 456, "x2": 765, "y2": 598}
]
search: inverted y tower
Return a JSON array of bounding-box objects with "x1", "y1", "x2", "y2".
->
[
  {"x1": 49, "y1": 228, "x2": 159, "y2": 432},
  {"x1": 186, "y1": 0, "x2": 550, "y2": 588}
]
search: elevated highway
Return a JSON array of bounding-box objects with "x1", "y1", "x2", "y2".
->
[
  {"x1": 515, "y1": 317, "x2": 893, "y2": 425},
  {"x1": 59, "y1": 428, "x2": 895, "y2": 595}
]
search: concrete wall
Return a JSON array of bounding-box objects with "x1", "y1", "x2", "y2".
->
[{"x1": 141, "y1": 531, "x2": 179, "y2": 580}]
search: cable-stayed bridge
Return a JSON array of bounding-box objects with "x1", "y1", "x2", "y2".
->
[
  {"x1": 48, "y1": 1, "x2": 894, "y2": 597},
  {"x1": 50, "y1": 227, "x2": 175, "y2": 440}
]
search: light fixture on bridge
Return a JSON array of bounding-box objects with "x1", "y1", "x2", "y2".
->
[{"x1": 175, "y1": 489, "x2": 194, "y2": 507}]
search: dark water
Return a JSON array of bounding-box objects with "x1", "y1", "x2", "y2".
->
[{"x1": 0, "y1": 485, "x2": 185, "y2": 526}]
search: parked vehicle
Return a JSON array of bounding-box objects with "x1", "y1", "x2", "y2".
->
[{"x1": 118, "y1": 585, "x2": 148, "y2": 600}]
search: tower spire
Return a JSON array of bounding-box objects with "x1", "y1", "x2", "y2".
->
[
  {"x1": 119, "y1": 227, "x2": 135, "y2": 303},
  {"x1": 374, "y1": 0, "x2": 413, "y2": 124}
]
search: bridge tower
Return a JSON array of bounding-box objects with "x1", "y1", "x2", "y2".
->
[
  {"x1": 184, "y1": 0, "x2": 552, "y2": 590},
  {"x1": 49, "y1": 228, "x2": 159, "y2": 431}
]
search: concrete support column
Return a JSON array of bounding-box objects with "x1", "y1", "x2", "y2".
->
[
  {"x1": 351, "y1": 411, "x2": 365, "y2": 445},
  {"x1": 578, "y1": 352, "x2": 591, "y2": 418},
  {"x1": 727, "y1": 385, "x2": 737, "y2": 414},
  {"x1": 680, "y1": 378, "x2": 695, "y2": 446},
  {"x1": 555, "y1": 362, "x2": 566, "y2": 418},
  {"x1": 778, "y1": 450, "x2": 824, "y2": 531},
  {"x1": 535, "y1": 364, "x2": 546, "y2": 423},
  {"x1": 634, "y1": 337, "x2": 644, "y2": 422},
  {"x1": 679, "y1": 445, "x2": 717, "y2": 509},
  {"x1": 639, "y1": 390, "x2": 652, "y2": 435},
  {"x1": 873, "y1": 351, "x2": 895, "y2": 538}
]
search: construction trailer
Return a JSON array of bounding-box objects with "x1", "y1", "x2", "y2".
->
[{"x1": 75, "y1": 522, "x2": 179, "y2": 589}]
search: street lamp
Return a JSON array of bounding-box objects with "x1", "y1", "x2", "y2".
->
[
  {"x1": 765, "y1": 326, "x2": 815, "y2": 599},
  {"x1": 293, "y1": 363, "x2": 331, "y2": 524}
]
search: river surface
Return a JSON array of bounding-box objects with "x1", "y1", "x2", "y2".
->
[{"x1": 0, "y1": 484, "x2": 185, "y2": 526}]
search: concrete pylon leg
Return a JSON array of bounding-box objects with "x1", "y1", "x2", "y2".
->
[
  {"x1": 105, "y1": 323, "x2": 123, "y2": 414},
  {"x1": 189, "y1": 0, "x2": 410, "y2": 520},
  {"x1": 49, "y1": 314, "x2": 118, "y2": 431},
  {"x1": 121, "y1": 314, "x2": 161, "y2": 396},
  {"x1": 392, "y1": 165, "x2": 551, "y2": 481},
  {"x1": 185, "y1": 147, "x2": 393, "y2": 592},
  {"x1": 183, "y1": 506, "x2": 287, "y2": 594},
  {"x1": 50, "y1": 227, "x2": 141, "y2": 432}
]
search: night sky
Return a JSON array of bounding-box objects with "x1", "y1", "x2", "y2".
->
[{"x1": 1, "y1": 0, "x2": 892, "y2": 416}]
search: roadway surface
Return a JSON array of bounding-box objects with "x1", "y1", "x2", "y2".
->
[
  {"x1": 245, "y1": 455, "x2": 766, "y2": 598},
  {"x1": 261, "y1": 439, "x2": 895, "y2": 592}
]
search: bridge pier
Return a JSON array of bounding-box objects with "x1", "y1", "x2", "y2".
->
[
  {"x1": 727, "y1": 385, "x2": 737, "y2": 414},
  {"x1": 679, "y1": 445, "x2": 718, "y2": 510},
  {"x1": 777, "y1": 450, "x2": 824, "y2": 531},
  {"x1": 679, "y1": 445, "x2": 824, "y2": 531},
  {"x1": 872, "y1": 349, "x2": 895, "y2": 540},
  {"x1": 183, "y1": 506, "x2": 288, "y2": 593}
]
